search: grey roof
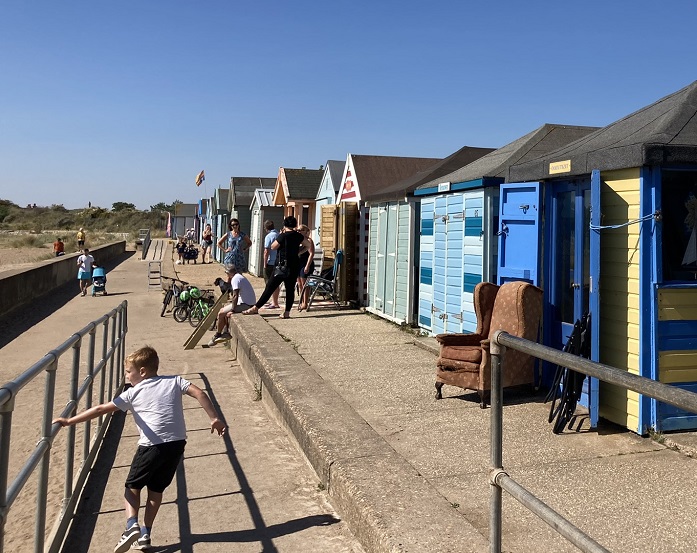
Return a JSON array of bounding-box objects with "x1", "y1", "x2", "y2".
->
[
  {"x1": 282, "y1": 168, "x2": 324, "y2": 199},
  {"x1": 230, "y1": 177, "x2": 276, "y2": 207},
  {"x1": 510, "y1": 81, "x2": 697, "y2": 181},
  {"x1": 368, "y1": 146, "x2": 494, "y2": 202},
  {"x1": 326, "y1": 160, "x2": 346, "y2": 193},
  {"x1": 414, "y1": 124, "x2": 599, "y2": 190},
  {"x1": 174, "y1": 203, "x2": 197, "y2": 217},
  {"x1": 350, "y1": 155, "x2": 441, "y2": 200},
  {"x1": 250, "y1": 188, "x2": 276, "y2": 209}
]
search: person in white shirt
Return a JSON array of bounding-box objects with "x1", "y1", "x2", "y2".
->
[
  {"x1": 53, "y1": 346, "x2": 226, "y2": 552},
  {"x1": 208, "y1": 264, "x2": 257, "y2": 346},
  {"x1": 76, "y1": 248, "x2": 95, "y2": 297}
]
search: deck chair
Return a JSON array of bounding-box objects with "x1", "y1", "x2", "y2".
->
[{"x1": 302, "y1": 249, "x2": 343, "y2": 311}]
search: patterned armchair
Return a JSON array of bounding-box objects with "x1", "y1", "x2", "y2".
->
[{"x1": 434, "y1": 280, "x2": 543, "y2": 407}]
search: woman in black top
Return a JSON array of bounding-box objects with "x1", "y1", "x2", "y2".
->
[{"x1": 243, "y1": 216, "x2": 304, "y2": 318}]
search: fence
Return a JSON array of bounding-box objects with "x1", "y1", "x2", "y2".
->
[
  {"x1": 0, "y1": 301, "x2": 128, "y2": 553},
  {"x1": 488, "y1": 330, "x2": 697, "y2": 553},
  {"x1": 138, "y1": 229, "x2": 151, "y2": 260}
]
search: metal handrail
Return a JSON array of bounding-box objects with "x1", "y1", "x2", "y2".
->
[
  {"x1": 139, "y1": 229, "x2": 152, "y2": 260},
  {"x1": 0, "y1": 302, "x2": 128, "y2": 553},
  {"x1": 488, "y1": 330, "x2": 697, "y2": 553}
]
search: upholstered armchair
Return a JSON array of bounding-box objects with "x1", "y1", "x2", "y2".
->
[{"x1": 434, "y1": 280, "x2": 543, "y2": 407}]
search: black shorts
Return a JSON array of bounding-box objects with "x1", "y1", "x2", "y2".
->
[
  {"x1": 125, "y1": 440, "x2": 186, "y2": 493},
  {"x1": 263, "y1": 264, "x2": 275, "y2": 283}
]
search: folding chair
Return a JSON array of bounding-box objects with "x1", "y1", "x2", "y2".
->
[{"x1": 302, "y1": 249, "x2": 343, "y2": 311}]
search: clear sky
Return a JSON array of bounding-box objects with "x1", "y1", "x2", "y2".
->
[{"x1": 2, "y1": 1, "x2": 696, "y2": 210}]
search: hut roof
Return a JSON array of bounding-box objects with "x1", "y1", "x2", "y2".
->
[
  {"x1": 510, "y1": 81, "x2": 697, "y2": 181},
  {"x1": 351, "y1": 155, "x2": 441, "y2": 200},
  {"x1": 368, "y1": 146, "x2": 494, "y2": 202},
  {"x1": 230, "y1": 177, "x2": 276, "y2": 206},
  {"x1": 282, "y1": 168, "x2": 324, "y2": 199}
]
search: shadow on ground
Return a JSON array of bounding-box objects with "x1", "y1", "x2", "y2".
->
[{"x1": 0, "y1": 252, "x2": 134, "y2": 349}]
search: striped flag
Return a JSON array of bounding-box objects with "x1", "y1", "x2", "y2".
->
[{"x1": 195, "y1": 170, "x2": 205, "y2": 187}]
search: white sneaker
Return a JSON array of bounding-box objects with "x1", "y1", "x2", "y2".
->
[
  {"x1": 207, "y1": 334, "x2": 221, "y2": 347},
  {"x1": 114, "y1": 525, "x2": 140, "y2": 553}
]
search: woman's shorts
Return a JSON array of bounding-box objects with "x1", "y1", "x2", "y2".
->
[
  {"x1": 78, "y1": 271, "x2": 91, "y2": 280},
  {"x1": 125, "y1": 440, "x2": 186, "y2": 493},
  {"x1": 298, "y1": 263, "x2": 315, "y2": 278}
]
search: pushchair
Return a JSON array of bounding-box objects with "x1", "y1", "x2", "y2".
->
[
  {"x1": 92, "y1": 267, "x2": 107, "y2": 296},
  {"x1": 183, "y1": 244, "x2": 199, "y2": 263}
]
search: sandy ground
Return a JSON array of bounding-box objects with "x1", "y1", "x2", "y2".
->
[{"x1": 0, "y1": 246, "x2": 57, "y2": 273}]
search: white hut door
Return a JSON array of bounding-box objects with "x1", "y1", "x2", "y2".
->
[
  {"x1": 374, "y1": 206, "x2": 388, "y2": 311},
  {"x1": 384, "y1": 204, "x2": 399, "y2": 317}
]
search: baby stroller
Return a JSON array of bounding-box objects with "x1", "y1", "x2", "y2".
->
[
  {"x1": 92, "y1": 267, "x2": 107, "y2": 296},
  {"x1": 183, "y1": 244, "x2": 199, "y2": 263}
]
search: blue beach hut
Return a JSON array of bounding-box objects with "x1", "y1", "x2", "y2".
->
[
  {"x1": 364, "y1": 146, "x2": 494, "y2": 325},
  {"x1": 509, "y1": 81, "x2": 697, "y2": 433},
  {"x1": 414, "y1": 124, "x2": 598, "y2": 337}
]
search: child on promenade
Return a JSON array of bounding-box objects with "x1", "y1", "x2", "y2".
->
[{"x1": 53, "y1": 346, "x2": 227, "y2": 552}]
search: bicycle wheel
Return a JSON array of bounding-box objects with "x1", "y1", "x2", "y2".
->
[
  {"x1": 189, "y1": 302, "x2": 206, "y2": 328},
  {"x1": 173, "y1": 305, "x2": 189, "y2": 323},
  {"x1": 160, "y1": 289, "x2": 173, "y2": 317}
]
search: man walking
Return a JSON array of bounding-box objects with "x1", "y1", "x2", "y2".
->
[{"x1": 262, "y1": 220, "x2": 280, "y2": 309}]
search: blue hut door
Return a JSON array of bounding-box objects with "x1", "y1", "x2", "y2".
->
[
  {"x1": 497, "y1": 183, "x2": 541, "y2": 285},
  {"x1": 549, "y1": 177, "x2": 598, "y2": 425},
  {"x1": 432, "y1": 196, "x2": 449, "y2": 335},
  {"x1": 588, "y1": 170, "x2": 601, "y2": 427},
  {"x1": 418, "y1": 198, "x2": 435, "y2": 331}
]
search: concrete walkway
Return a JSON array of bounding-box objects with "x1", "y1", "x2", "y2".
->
[
  {"x1": 4, "y1": 240, "x2": 697, "y2": 552},
  {"x1": 0, "y1": 242, "x2": 363, "y2": 553},
  {"x1": 222, "y1": 270, "x2": 697, "y2": 552}
]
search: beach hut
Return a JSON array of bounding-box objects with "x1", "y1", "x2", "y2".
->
[
  {"x1": 248, "y1": 189, "x2": 284, "y2": 277},
  {"x1": 211, "y1": 188, "x2": 229, "y2": 263},
  {"x1": 364, "y1": 146, "x2": 494, "y2": 325},
  {"x1": 329, "y1": 154, "x2": 441, "y2": 305},
  {"x1": 272, "y1": 167, "x2": 324, "y2": 229},
  {"x1": 313, "y1": 160, "x2": 345, "y2": 245},
  {"x1": 414, "y1": 124, "x2": 598, "y2": 337},
  {"x1": 508, "y1": 81, "x2": 697, "y2": 432},
  {"x1": 172, "y1": 203, "x2": 198, "y2": 240}
]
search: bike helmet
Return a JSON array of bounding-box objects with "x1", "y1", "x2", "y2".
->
[
  {"x1": 190, "y1": 287, "x2": 202, "y2": 299},
  {"x1": 179, "y1": 290, "x2": 190, "y2": 302}
]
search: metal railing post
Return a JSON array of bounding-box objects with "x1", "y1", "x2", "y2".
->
[
  {"x1": 0, "y1": 395, "x2": 15, "y2": 553},
  {"x1": 63, "y1": 338, "x2": 81, "y2": 510},
  {"x1": 34, "y1": 356, "x2": 58, "y2": 553},
  {"x1": 83, "y1": 328, "x2": 96, "y2": 460},
  {"x1": 489, "y1": 332, "x2": 504, "y2": 553},
  {"x1": 108, "y1": 314, "x2": 117, "y2": 400},
  {"x1": 98, "y1": 318, "x2": 109, "y2": 428}
]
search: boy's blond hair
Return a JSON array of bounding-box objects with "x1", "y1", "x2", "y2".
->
[{"x1": 126, "y1": 346, "x2": 159, "y2": 374}]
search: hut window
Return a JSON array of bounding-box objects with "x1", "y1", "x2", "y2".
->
[{"x1": 661, "y1": 170, "x2": 697, "y2": 281}]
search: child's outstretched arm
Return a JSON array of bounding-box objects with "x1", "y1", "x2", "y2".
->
[
  {"x1": 53, "y1": 402, "x2": 119, "y2": 427},
  {"x1": 186, "y1": 384, "x2": 227, "y2": 436}
]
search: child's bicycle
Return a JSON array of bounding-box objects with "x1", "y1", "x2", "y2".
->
[
  {"x1": 173, "y1": 287, "x2": 195, "y2": 323},
  {"x1": 187, "y1": 288, "x2": 215, "y2": 328},
  {"x1": 160, "y1": 277, "x2": 188, "y2": 317}
]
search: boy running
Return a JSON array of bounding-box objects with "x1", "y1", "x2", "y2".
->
[{"x1": 53, "y1": 346, "x2": 226, "y2": 552}]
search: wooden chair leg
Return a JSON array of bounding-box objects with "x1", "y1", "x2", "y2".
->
[{"x1": 435, "y1": 382, "x2": 444, "y2": 400}]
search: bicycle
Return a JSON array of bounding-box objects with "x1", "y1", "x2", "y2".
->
[
  {"x1": 173, "y1": 286, "x2": 196, "y2": 323},
  {"x1": 188, "y1": 288, "x2": 215, "y2": 328},
  {"x1": 160, "y1": 278, "x2": 188, "y2": 317}
]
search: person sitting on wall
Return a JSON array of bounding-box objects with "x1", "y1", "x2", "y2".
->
[
  {"x1": 208, "y1": 264, "x2": 257, "y2": 346},
  {"x1": 53, "y1": 237, "x2": 65, "y2": 257}
]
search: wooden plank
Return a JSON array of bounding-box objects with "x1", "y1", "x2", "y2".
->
[{"x1": 183, "y1": 293, "x2": 229, "y2": 350}]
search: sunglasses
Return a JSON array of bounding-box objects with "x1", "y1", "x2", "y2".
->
[{"x1": 231, "y1": 223, "x2": 239, "y2": 227}]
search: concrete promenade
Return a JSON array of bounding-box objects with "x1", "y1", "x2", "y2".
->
[{"x1": 4, "y1": 240, "x2": 697, "y2": 552}]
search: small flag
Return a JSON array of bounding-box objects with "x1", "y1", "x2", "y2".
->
[{"x1": 195, "y1": 170, "x2": 205, "y2": 187}]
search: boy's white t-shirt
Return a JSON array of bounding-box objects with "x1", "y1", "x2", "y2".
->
[
  {"x1": 113, "y1": 375, "x2": 191, "y2": 446},
  {"x1": 77, "y1": 254, "x2": 94, "y2": 273}
]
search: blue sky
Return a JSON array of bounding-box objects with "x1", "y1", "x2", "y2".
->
[{"x1": 1, "y1": 1, "x2": 696, "y2": 210}]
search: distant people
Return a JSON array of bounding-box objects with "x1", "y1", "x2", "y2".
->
[
  {"x1": 53, "y1": 345, "x2": 226, "y2": 553},
  {"x1": 208, "y1": 264, "x2": 257, "y2": 346},
  {"x1": 77, "y1": 248, "x2": 95, "y2": 297},
  {"x1": 262, "y1": 220, "x2": 280, "y2": 308},
  {"x1": 186, "y1": 227, "x2": 195, "y2": 244},
  {"x1": 296, "y1": 224, "x2": 315, "y2": 311},
  {"x1": 243, "y1": 216, "x2": 304, "y2": 319},
  {"x1": 53, "y1": 237, "x2": 65, "y2": 257},
  {"x1": 175, "y1": 236, "x2": 186, "y2": 265},
  {"x1": 76, "y1": 228, "x2": 86, "y2": 249},
  {"x1": 217, "y1": 218, "x2": 252, "y2": 272},
  {"x1": 200, "y1": 224, "x2": 213, "y2": 264}
]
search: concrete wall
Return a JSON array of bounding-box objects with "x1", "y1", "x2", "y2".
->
[{"x1": 0, "y1": 241, "x2": 126, "y2": 318}]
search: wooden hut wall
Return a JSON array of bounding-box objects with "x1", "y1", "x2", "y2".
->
[{"x1": 597, "y1": 168, "x2": 642, "y2": 432}]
